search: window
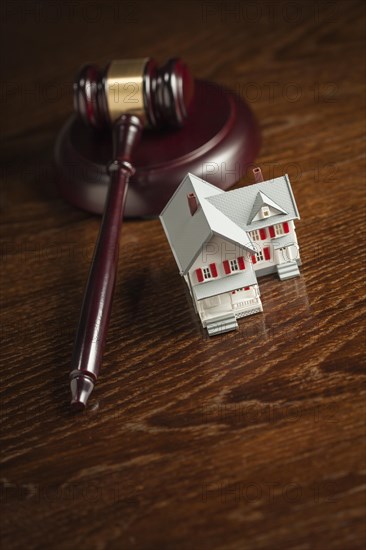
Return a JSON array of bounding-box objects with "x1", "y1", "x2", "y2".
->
[
  {"x1": 274, "y1": 223, "x2": 285, "y2": 236},
  {"x1": 229, "y1": 259, "x2": 239, "y2": 272},
  {"x1": 249, "y1": 230, "x2": 260, "y2": 241},
  {"x1": 223, "y1": 257, "x2": 245, "y2": 274},
  {"x1": 250, "y1": 229, "x2": 267, "y2": 241},
  {"x1": 202, "y1": 267, "x2": 212, "y2": 280},
  {"x1": 252, "y1": 250, "x2": 265, "y2": 263},
  {"x1": 196, "y1": 263, "x2": 218, "y2": 283},
  {"x1": 261, "y1": 206, "x2": 270, "y2": 218},
  {"x1": 255, "y1": 250, "x2": 264, "y2": 262},
  {"x1": 269, "y1": 222, "x2": 291, "y2": 238},
  {"x1": 253, "y1": 248, "x2": 270, "y2": 262}
]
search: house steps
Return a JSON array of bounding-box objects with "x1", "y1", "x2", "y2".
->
[
  {"x1": 277, "y1": 261, "x2": 300, "y2": 281},
  {"x1": 206, "y1": 314, "x2": 238, "y2": 336}
]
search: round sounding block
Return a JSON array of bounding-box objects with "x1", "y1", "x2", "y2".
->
[{"x1": 55, "y1": 80, "x2": 261, "y2": 217}]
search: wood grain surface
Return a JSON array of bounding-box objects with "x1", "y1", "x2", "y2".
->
[{"x1": 1, "y1": 1, "x2": 365, "y2": 549}]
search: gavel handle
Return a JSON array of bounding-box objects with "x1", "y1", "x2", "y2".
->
[{"x1": 70, "y1": 114, "x2": 143, "y2": 409}]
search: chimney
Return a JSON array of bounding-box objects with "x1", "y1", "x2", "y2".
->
[
  {"x1": 187, "y1": 192, "x2": 198, "y2": 215},
  {"x1": 253, "y1": 167, "x2": 264, "y2": 183}
]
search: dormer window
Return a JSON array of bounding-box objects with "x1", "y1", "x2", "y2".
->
[{"x1": 261, "y1": 206, "x2": 270, "y2": 218}]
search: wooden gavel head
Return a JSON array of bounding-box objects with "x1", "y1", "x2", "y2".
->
[{"x1": 73, "y1": 57, "x2": 194, "y2": 130}]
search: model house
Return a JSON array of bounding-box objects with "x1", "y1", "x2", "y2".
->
[{"x1": 160, "y1": 169, "x2": 301, "y2": 336}]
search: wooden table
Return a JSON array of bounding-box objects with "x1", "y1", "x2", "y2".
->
[{"x1": 1, "y1": 1, "x2": 365, "y2": 548}]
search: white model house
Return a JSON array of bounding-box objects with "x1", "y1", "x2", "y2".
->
[{"x1": 160, "y1": 169, "x2": 301, "y2": 336}]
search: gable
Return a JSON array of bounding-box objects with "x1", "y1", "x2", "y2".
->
[
  {"x1": 248, "y1": 191, "x2": 288, "y2": 223},
  {"x1": 160, "y1": 173, "x2": 256, "y2": 276},
  {"x1": 159, "y1": 174, "x2": 213, "y2": 275}
]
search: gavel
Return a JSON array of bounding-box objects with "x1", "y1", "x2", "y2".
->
[{"x1": 70, "y1": 58, "x2": 194, "y2": 410}]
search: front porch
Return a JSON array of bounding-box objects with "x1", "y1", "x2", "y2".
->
[
  {"x1": 191, "y1": 270, "x2": 262, "y2": 333},
  {"x1": 197, "y1": 287, "x2": 262, "y2": 327}
]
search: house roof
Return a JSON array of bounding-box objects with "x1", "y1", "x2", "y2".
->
[
  {"x1": 206, "y1": 174, "x2": 300, "y2": 231},
  {"x1": 160, "y1": 173, "x2": 255, "y2": 275}
]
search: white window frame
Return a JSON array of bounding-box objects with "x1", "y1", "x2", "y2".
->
[
  {"x1": 202, "y1": 267, "x2": 212, "y2": 280},
  {"x1": 261, "y1": 206, "x2": 270, "y2": 218},
  {"x1": 249, "y1": 230, "x2": 260, "y2": 241},
  {"x1": 229, "y1": 259, "x2": 239, "y2": 272},
  {"x1": 274, "y1": 223, "x2": 285, "y2": 236},
  {"x1": 255, "y1": 250, "x2": 264, "y2": 262}
]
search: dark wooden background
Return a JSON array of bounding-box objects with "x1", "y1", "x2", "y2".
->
[{"x1": 1, "y1": 1, "x2": 365, "y2": 549}]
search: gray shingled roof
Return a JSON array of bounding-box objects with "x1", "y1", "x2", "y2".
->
[
  {"x1": 206, "y1": 175, "x2": 300, "y2": 231},
  {"x1": 160, "y1": 173, "x2": 255, "y2": 275}
]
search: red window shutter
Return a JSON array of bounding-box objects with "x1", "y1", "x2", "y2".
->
[
  {"x1": 251, "y1": 255, "x2": 257, "y2": 264},
  {"x1": 269, "y1": 226, "x2": 275, "y2": 238},
  {"x1": 196, "y1": 268, "x2": 204, "y2": 283},
  {"x1": 238, "y1": 256, "x2": 246, "y2": 270},
  {"x1": 264, "y1": 247, "x2": 270, "y2": 260},
  {"x1": 244, "y1": 287, "x2": 250, "y2": 291},
  {"x1": 283, "y1": 222, "x2": 290, "y2": 233},
  {"x1": 223, "y1": 260, "x2": 231, "y2": 274},
  {"x1": 209, "y1": 263, "x2": 218, "y2": 277},
  {"x1": 259, "y1": 228, "x2": 267, "y2": 240}
]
